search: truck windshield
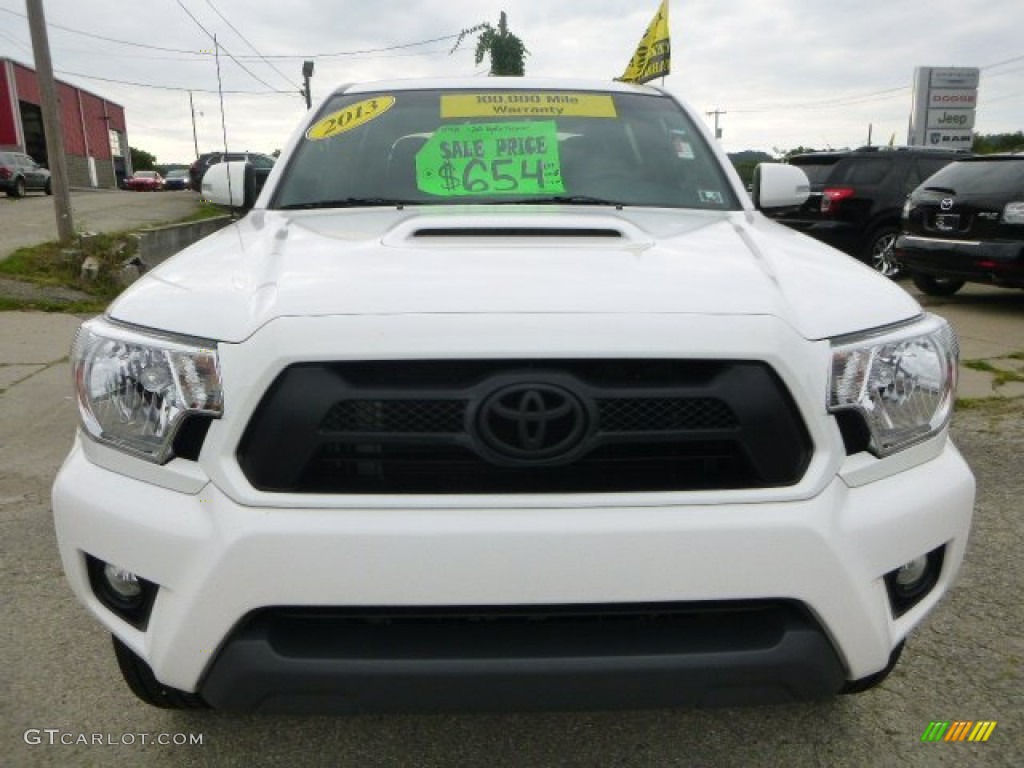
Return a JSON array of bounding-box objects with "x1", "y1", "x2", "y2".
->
[{"x1": 271, "y1": 88, "x2": 740, "y2": 211}]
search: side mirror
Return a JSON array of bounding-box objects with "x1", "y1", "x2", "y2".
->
[
  {"x1": 201, "y1": 161, "x2": 258, "y2": 210},
  {"x1": 751, "y1": 163, "x2": 811, "y2": 210}
]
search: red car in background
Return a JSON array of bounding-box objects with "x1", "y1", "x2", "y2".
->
[{"x1": 125, "y1": 171, "x2": 165, "y2": 191}]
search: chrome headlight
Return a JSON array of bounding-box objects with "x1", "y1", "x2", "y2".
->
[
  {"x1": 72, "y1": 317, "x2": 223, "y2": 463},
  {"x1": 828, "y1": 314, "x2": 958, "y2": 457}
]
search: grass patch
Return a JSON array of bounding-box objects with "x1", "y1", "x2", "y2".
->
[
  {"x1": 963, "y1": 357, "x2": 1024, "y2": 387},
  {"x1": 0, "y1": 232, "x2": 134, "y2": 304},
  {"x1": 956, "y1": 395, "x2": 1024, "y2": 413},
  {"x1": 0, "y1": 202, "x2": 230, "y2": 313},
  {"x1": 0, "y1": 296, "x2": 108, "y2": 313},
  {"x1": 168, "y1": 201, "x2": 230, "y2": 225}
]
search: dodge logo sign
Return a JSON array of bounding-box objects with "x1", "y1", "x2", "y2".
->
[{"x1": 476, "y1": 382, "x2": 589, "y2": 462}]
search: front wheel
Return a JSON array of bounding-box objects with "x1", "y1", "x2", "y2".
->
[
  {"x1": 864, "y1": 226, "x2": 901, "y2": 278},
  {"x1": 8, "y1": 177, "x2": 26, "y2": 198},
  {"x1": 45, "y1": 178, "x2": 53, "y2": 195},
  {"x1": 911, "y1": 272, "x2": 965, "y2": 297},
  {"x1": 112, "y1": 636, "x2": 208, "y2": 709}
]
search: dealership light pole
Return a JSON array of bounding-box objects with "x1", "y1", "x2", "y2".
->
[
  {"x1": 301, "y1": 60, "x2": 314, "y2": 109},
  {"x1": 26, "y1": 0, "x2": 74, "y2": 242}
]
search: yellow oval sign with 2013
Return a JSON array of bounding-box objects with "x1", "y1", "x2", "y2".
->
[{"x1": 306, "y1": 96, "x2": 396, "y2": 141}]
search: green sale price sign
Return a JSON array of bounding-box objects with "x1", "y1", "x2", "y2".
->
[{"x1": 415, "y1": 121, "x2": 564, "y2": 197}]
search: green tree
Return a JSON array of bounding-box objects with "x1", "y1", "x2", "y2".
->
[
  {"x1": 130, "y1": 146, "x2": 157, "y2": 171},
  {"x1": 474, "y1": 12, "x2": 528, "y2": 76},
  {"x1": 972, "y1": 132, "x2": 1024, "y2": 154},
  {"x1": 772, "y1": 146, "x2": 820, "y2": 161}
]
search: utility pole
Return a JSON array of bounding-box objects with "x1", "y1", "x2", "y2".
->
[
  {"x1": 26, "y1": 0, "x2": 74, "y2": 242},
  {"x1": 189, "y1": 91, "x2": 200, "y2": 159},
  {"x1": 706, "y1": 109, "x2": 726, "y2": 140}
]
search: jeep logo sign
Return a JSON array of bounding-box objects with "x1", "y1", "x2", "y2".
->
[{"x1": 927, "y1": 109, "x2": 976, "y2": 130}]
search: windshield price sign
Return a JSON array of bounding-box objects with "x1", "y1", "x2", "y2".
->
[{"x1": 415, "y1": 121, "x2": 563, "y2": 197}]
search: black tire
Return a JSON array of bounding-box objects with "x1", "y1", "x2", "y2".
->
[
  {"x1": 45, "y1": 178, "x2": 53, "y2": 195},
  {"x1": 841, "y1": 641, "x2": 904, "y2": 694},
  {"x1": 10, "y1": 177, "x2": 26, "y2": 198},
  {"x1": 911, "y1": 272, "x2": 965, "y2": 297},
  {"x1": 112, "y1": 635, "x2": 209, "y2": 709},
  {"x1": 864, "y1": 225, "x2": 901, "y2": 278}
]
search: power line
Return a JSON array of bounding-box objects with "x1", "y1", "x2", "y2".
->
[
  {"x1": 203, "y1": 0, "x2": 299, "y2": 90},
  {"x1": 52, "y1": 66, "x2": 295, "y2": 95},
  {"x1": 0, "y1": 6, "x2": 464, "y2": 60},
  {"x1": 174, "y1": 0, "x2": 285, "y2": 92}
]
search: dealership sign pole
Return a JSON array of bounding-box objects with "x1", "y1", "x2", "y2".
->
[{"x1": 908, "y1": 67, "x2": 979, "y2": 149}]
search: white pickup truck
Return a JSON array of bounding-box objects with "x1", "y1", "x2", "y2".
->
[{"x1": 53, "y1": 78, "x2": 974, "y2": 713}]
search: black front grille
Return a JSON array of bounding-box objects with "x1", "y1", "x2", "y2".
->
[{"x1": 237, "y1": 360, "x2": 812, "y2": 494}]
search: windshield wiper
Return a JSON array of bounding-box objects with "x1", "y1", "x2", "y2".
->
[
  {"x1": 491, "y1": 195, "x2": 626, "y2": 208},
  {"x1": 278, "y1": 198, "x2": 422, "y2": 210}
]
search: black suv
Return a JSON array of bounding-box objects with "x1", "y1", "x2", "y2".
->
[
  {"x1": 895, "y1": 154, "x2": 1023, "y2": 295},
  {"x1": 188, "y1": 151, "x2": 275, "y2": 191},
  {"x1": 770, "y1": 147, "x2": 967, "y2": 276}
]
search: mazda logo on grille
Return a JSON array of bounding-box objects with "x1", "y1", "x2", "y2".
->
[
  {"x1": 475, "y1": 382, "x2": 589, "y2": 462},
  {"x1": 940, "y1": 197, "x2": 954, "y2": 211}
]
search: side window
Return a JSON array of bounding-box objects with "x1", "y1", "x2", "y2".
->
[{"x1": 840, "y1": 158, "x2": 892, "y2": 185}]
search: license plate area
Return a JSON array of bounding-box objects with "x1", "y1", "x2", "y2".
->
[{"x1": 933, "y1": 213, "x2": 960, "y2": 232}]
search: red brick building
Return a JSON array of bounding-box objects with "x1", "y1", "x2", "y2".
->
[{"x1": 1, "y1": 57, "x2": 130, "y2": 189}]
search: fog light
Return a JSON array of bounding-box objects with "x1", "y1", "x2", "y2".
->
[
  {"x1": 884, "y1": 545, "x2": 945, "y2": 617},
  {"x1": 103, "y1": 563, "x2": 143, "y2": 601},
  {"x1": 86, "y1": 554, "x2": 158, "y2": 630},
  {"x1": 894, "y1": 556, "x2": 929, "y2": 590}
]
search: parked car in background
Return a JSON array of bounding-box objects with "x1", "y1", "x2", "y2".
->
[
  {"x1": 896, "y1": 153, "x2": 1024, "y2": 295},
  {"x1": 163, "y1": 169, "x2": 190, "y2": 190},
  {"x1": 125, "y1": 171, "x2": 165, "y2": 192},
  {"x1": 0, "y1": 151, "x2": 52, "y2": 197},
  {"x1": 768, "y1": 146, "x2": 968, "y2": 276},
  {"x1": 54, "y1": 78, "x2": 974, "y2": 714},
  {"x1": 188, "y1": 151, "x2": 275, "y2": 191}
]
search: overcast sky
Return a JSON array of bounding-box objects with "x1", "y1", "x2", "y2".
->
[{"x1": 1, "y1": 0, "x2": 1021, "y2": 164}]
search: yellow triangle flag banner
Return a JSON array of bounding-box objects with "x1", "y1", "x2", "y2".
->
[{"x1": 617, "y1": 0, "x2": 671, "y2": 84}]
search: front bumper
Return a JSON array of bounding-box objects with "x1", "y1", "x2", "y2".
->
[
  {"x1": 896, "y1": 235, "x2": 1024, "y2": 288},
  {"x1": 53, "y1": 431, "x2": 974, "y2": 711}
]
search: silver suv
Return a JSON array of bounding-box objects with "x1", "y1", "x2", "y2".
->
[{"x1": 0, "y1": 151, "x2": 52, "y2": 197}]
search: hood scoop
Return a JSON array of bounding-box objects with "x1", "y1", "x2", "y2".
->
[
  {"x1": 382, "y1": 212, "x2": 653, "y2": 250},
  {"x1": 413, "y1": 226, "x2": 623, "y2": 239}
]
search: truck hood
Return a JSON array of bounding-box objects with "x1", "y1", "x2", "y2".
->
[{"x1": 109, "y1": 206, "x2": 921, "y2": 343}]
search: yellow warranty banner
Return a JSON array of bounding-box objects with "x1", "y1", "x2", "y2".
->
[{"x1": 441, "y1": 93, "x2": 617, "y2": 119}]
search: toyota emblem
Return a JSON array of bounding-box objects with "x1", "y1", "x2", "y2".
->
[
  {"x1": 475, "y1": 382, "x2": 589, "y2": 462},
  {"x1": 940, "y1": 198, "x2": 954, "y2": 211}
]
